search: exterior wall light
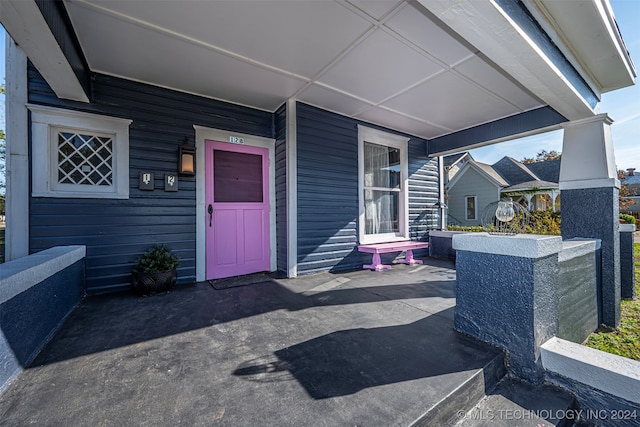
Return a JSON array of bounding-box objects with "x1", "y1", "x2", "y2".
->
[{"x1": 179, "y1": 142, "x2": 196, "y2": 176}]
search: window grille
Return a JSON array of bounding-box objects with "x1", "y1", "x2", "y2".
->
[{"x1": 57, "y1": 131, "x2": 114, "y2": 186}]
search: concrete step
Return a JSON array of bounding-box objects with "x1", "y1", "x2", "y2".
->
[
  {"x1": 410, "y1": 349, "x2": 506, "y2": 427},
  {"x1": 454, "y1": 377, "x2": 579, "y2": 427}
]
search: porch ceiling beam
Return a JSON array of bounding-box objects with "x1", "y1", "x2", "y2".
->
[
  {"x1": 428, "y1": 106, "x2": 566, "y2": 157},
  {"x1": 0, "y1": 0, "x2": 89, "y2": 103},
  {"x1": 417, "y1": 0, "x2": 599, "y2": 121}
]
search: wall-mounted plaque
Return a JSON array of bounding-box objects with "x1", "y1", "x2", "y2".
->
[
  {"x1": 139, "y1": 172, "x2": 154, "y2": 190},
  {"x1": 165, "y1": 174, "x2": 178, "y2": 192}
]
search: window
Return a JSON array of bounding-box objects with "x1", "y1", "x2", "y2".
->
[
  {"x1": 465, "y1": 196, "x2": 477, "y2": 220},
  {"x1": 358, "y1": 125, "x2": 409, "y2": 244},
  {"x1": 28, "y1": 105, "x2": 132, "y2": 199},
  {"x1": 56, "y1": 130, "x2": 114, "y2": 187}
]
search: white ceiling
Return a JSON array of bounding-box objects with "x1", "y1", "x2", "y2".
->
[{"x1": 63, "y1": 0, "x2": 544, "y2": 140}]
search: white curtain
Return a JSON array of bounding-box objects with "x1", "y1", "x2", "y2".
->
[{"x1": 364, "y1": 143, "x2": 394, "y2": 234}]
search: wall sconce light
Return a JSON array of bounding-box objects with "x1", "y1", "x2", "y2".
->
[{"x1": 179, "y1": 139, "x2": 196, "y2": 176}]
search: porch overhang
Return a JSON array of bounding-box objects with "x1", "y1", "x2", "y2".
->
[
  {"x1": 418, "y1": 0, "x2": 635, "y2": 124},
  {"x1": 0, "y1": 0, "x2": 90, "y2": 103},
  {"x1": 528, "y1": 0, "x2": 637, "y2": 93},
  {"x1": 1, "y1": 0, "x2": 635, "y2": 154}
]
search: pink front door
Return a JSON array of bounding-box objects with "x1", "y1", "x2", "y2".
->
[{"x1": 205, "y1": 140, "x2": 270, "y2": 280}]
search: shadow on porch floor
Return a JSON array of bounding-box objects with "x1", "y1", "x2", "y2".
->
[{"x1": 0, "y1": 258, "x2": 503, "y2": 426}]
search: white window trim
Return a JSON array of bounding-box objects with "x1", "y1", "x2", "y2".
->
[
  {"x1": 465, "y1": 195, "x2": 477, "y2": 221},
  {"x1": 28, "y1": 104, "x2": 132, "y2": 199},
  {"x1": 358, "y1": 125, "x2": 409, "y2": 244}
]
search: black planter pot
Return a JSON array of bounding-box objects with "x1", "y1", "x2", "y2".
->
[{"x1": 131, "y1": 269, "x2": 177, "y2": 295}]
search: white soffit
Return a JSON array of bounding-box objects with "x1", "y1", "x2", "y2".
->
[
  {"x1": 534, "y1": 0, "x2": 636, "y2": 92},
  {"x1": 63, "y1": 0, "x2": 546, "y2": 139}
]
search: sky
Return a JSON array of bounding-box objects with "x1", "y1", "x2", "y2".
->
[
  {"x1": 0, "y1": 0, "x2": 639, "y2": 170},
  {"x1": 470, "y1": 0, "x2": 640, "y2": 170}
]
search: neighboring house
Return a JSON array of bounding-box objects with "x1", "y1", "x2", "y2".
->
[
  {"x1": 621, "y1": 168, "x2": 640, "y2": 219},
  {"x1": 1, "y1": 0, "x2": 634, "y2": 293},
  {"x1": 445, "y1": 154, "x2": 561, "y2": 226}
]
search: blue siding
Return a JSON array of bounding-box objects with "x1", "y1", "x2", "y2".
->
[
  {"x1": 296, "y1": 103, "x2": 439, "y2": 274},
  {"x1": 274, "y1": 103, "x2": 288, "y2": 274},
  {"x1": 28, "y1": 66, "x2": 274, "y2": 294},
  {"x1": 408, "y1": 142, "x2": 440, "y2": 243},
  {"x1": 428, "y1": 107, "x2": 566, "y2": 155},
  {"x1": 296, "y1": 104, "x2": 361, "y2": 274}
]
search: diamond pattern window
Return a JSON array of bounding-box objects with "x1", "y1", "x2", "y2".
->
[
  {"x1": 57, "y1": 131, "x2": 114, "y2": 186},
  {"x1": 29, "y1": 104, "x2": 132, "y2": 199}
]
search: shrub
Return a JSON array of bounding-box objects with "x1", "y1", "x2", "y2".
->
[
  {"x1": 524, "y1": 210, "x2": 561, "y2": 235},
  {"x1": 447, "y1": 211, "x2": 561, "y2": 235},
  {"x1": 446, "y1": 225, "x2": 485, "y2": 232},
  {"x1": 134, "y1": 244, "x2": 180, "y2": 273},
  {"x1": 620, "y1": 213, "x2": 636, "y2": 224}
]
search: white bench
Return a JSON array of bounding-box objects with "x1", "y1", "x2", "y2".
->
[{"x1": 357, "y1": 241, "x2": 430, "y2": 271}]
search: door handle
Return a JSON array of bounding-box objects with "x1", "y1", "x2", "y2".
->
[{"x1": 208, "y1": 204, "x2": 213, "y2": 227}]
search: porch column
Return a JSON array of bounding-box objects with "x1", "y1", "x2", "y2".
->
[
  {"x1": 560, "y1": 114, "x2": 620, "y2": 327},
  {"x1": 551, "y1": 190, "x2": 560, "y2": 212},
  {"x1": 524, "y1": 194, "x2": 533, "y2": 211},
  {"x1": 5, "y1": 36, "x2": 30, "y2": 261}
]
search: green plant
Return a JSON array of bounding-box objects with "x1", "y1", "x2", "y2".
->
[
  {"x1": 134, "y1": 244, "x2": 180, "y2": 273},
  {"x1": 446, "y1": 225, "x2": 485, "y2": 232},
  {"x1": 524, "y1": 210, "x2": 561, "y2": 235},
  {"x1": 620, "y1": 213, "x2": 636, "y2": 224},
  {"x1": 585, "y1": 243, "x2": 640, "y2": 361}
]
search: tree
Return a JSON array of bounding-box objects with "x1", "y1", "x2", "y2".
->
[
  {"x1": 521, "y1": 150, "x2": 561, "y2": 164},
  {"x1": 618, "y1": 170, "x2": 636, "y2": 212}
]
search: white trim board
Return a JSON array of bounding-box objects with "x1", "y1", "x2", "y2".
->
[
  {"x1": 194, "y1": 125, "x2": 277, "y2": 282},
  {"x1": 286, "y1": 99, "x2": 298, "y2": 278},
  {"x1": 5, "y1": 36, "x2": 29, "y2": 261}
]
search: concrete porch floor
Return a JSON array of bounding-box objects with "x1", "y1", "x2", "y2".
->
[{"x1": 0, "y1": 258, "x2": 504, "y2": 426}]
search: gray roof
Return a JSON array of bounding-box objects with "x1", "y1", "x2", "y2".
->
[
  {"x1": 502, "y1": 180, "x2": 559, "y2": 192},
  {"x1": 492, "y1": 157, "x2": 539, "y2": 185},
  {"x1": 524, "y1": 159, "x2": 561, "y2": 183},
  {"x1": 475, "y1": 162, "x2": 509, "y2": 186},
  {"x1": 450, "y1": 155, "x2": 560, "y2": 190}
]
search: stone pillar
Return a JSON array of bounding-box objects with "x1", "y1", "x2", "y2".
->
[
  {"x1": 453, "y1": 233, "x2": 562, "y2": 384},
  {"x1": 619, "y1": 224, "x2": 636, "y2": 300},
  {"x1": 560, "y1": 114, "x2": 621, "y2": 327}
]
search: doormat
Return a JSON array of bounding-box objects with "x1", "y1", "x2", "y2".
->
[{"x1": 209, "y1": 272, "x2": 274, "y2": 290}]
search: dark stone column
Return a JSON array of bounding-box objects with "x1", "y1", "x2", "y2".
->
[
  {"x1": 559, "y1": 115, "x2": 621, "y2": 327},
  {"x1": 561, "y1": 187, "x2": 620, "y2": 325},
  {"x1": 453, "y1": 233, "x2": 562, "y2": 384},
  {"x1": 619, "y1": 224, "x2": 636, "y2": 300}
]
